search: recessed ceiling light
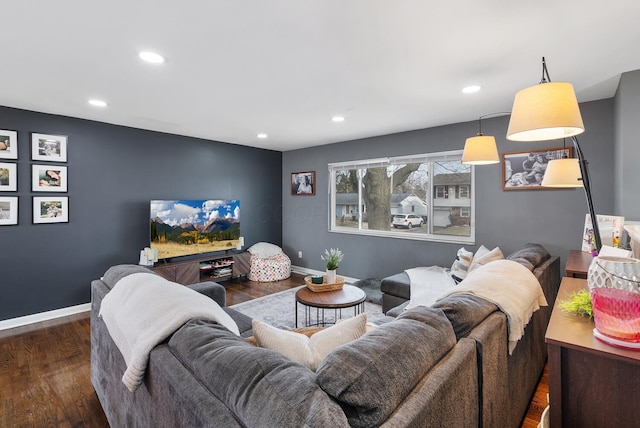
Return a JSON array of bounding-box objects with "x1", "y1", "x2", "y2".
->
[
  {"x1": 332, "y1": 116, "x2": 345, "y2": 122},
  {"x1": 139, "y1": 51, "x2": 165, "y2": 64},
  {"x1": 257, "y1": 133, "x2": 268, "y2": 139},
  {"x1": 88, "y1": 99, "x2": 108, "y2": 107},
  {"x1": 462, "y1": 85, "x2": 482, "y2": 94}
]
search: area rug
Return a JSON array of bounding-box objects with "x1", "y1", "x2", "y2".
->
[
  {"x1": 229, "y1": 286, "x2": 388, "y2": 329},
  {"x1": 350, "y1": 278, "x2": 383, "y2": 305}
]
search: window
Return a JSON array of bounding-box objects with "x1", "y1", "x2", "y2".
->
[{"x1": 329, "y1": 150, "x2": 474, "y2": 244}]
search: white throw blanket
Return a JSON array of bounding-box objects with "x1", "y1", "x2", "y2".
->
[
  {"x1": 440, "y1": 259, "x2": 547, "y2": 354},
  {"x1": 99, "y1": 272, "x2": 239, "y2": 392},
  {"x1": 405, "y1": 266, "x2": 457, "y2": 310}
]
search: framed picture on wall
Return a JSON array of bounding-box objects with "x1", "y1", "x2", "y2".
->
[
  {"x1": 291, "y1": 171, "x2": 316, "y2": 195},
  {"x1": 32, "y1": 164, "x2": 67, "y2": 192},
  {"x1": 0, "y1": 130, "x2": 18, "y2": 160},
  {"x1": 33, "y1": 196, "x2": 69, "y2": 224},
  {"x1": 31, "y1": 133, "x2": 68, "y2": 162},
  {"x1": 502, "y1": 146, "x2": 573, "y2": 190},
  {"x1": 0, "y1": 196, "x2": 18, "y2": 225},
  {"x1": 0, "y1": 162, "x2": 17, "y2": 191}
]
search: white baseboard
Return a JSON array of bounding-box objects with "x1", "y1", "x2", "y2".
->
[
  {"x1": 0, "y1": 303, "x2": 91, "y2": 331},
  {"x1": 290, "y1": 265, "x2": 359, "y2": 284}
]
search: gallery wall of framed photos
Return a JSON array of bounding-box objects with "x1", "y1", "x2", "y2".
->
[{"x1": 0, "y1": 129, "x2": 69, "y2": 225}]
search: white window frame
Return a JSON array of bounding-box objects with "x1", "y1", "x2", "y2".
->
[{"x1": 328, "y1": 150, "x2": 475, "y2": 244}]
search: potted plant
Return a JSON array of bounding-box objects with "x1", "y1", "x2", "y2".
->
[{"x1": 321, "y1": 248, "x2": 344, "y2": 283}]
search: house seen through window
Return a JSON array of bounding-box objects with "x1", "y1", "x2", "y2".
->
[{"x1": 329, "y1": 150, "x2": 475, "y2": 243}]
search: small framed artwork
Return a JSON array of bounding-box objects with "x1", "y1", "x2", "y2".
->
[
  {"x1": 291, "y1": 171, "x2": 316, "y2": 195},
  {"x1": 0, "y1": 130, "x2": 18, "y2": 160},
  {"x1": 32, "y1": 164, "x2": 67, "y2": 192},
  {"x1": 31, "y1": 133, "x2": 67, "y2": 162},
  {"x1": 0, "y1": 196, "x2": 18, "y2": 225},
  {"x1": 33, "y1": 196, "x2": 69, "y2": 224},
  {"x1": 0, "y1": 162, "x2": 17, "y2": 191},
  {"x1": 502, "y1": 146, "x2": 573, "y2": 190}
]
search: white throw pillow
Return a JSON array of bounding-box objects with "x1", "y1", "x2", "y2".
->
[
  {"x1": 247, "y1": 242, "x2": 283, "y2": 259},
  {"x1": 468, "y1": 246, "x2": 504, "y2": 273},
  {"x1": 252, "y1": 313, "x2": 367, "y2": 371},
  {"x1": 450, "y1": 247, "x2": 474, "y2": 283}
]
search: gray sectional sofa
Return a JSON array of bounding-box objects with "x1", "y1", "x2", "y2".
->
[{"x1": 91, "y1": 242, "x2": 560, "y2": 427}]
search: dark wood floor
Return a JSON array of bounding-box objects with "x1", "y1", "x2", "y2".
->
[{"x1": 0, "y1": 272, "x2": 546, "y2": 427}]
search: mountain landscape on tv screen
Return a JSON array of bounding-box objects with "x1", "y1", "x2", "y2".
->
[{"x1": 150, "y1": 199, "x2": 240, "y2": 259}]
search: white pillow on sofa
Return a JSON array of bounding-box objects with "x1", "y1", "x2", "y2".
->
[
  {"x1": 252, "y1": 313, "x2": 367, "y2": 371},
  {"x1": 468, "y1": 246, "x2": 504, "y2": 273},
  {"x1": 247, "y1": 242, "x2": 283, "y2": 259},
  {"x1": 450, "y1": 247, "x2": 474, "y2": 283}
]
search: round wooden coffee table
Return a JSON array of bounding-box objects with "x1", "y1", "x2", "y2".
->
[{"x1": 295, "y1": 284, "x2": 366, "y2": 327}]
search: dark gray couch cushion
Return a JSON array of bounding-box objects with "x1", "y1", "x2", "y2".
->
[
  {"x1": 315, "y1": 306, "x2": 456, "y2": 428},
  {"x1": 102, "y1": 264, "x2": 155, "y2": 289},
  {"x1": 380, "y1": 272, "x2": 411, "y2": 299},
  {"x1": 432, "y1": 294, "x2": 498, "y2": 340},
  {"x1": 506, "y1": 243, "x2": 550, "y2": 271},
  {"x1": 168, "y1": 319, "x2": 349, "y2": 428}
]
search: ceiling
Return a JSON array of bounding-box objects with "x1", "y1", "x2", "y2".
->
[{"x1": 3, "y1": 1, "x2": 640, "y2": 152}]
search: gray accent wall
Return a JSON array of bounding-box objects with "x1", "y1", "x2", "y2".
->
[
  {"x1": 615, "y1": 70, "x2": 640, "y2": 219},
  {"x1": 0, "y1": 106, "x2": 282, "y2": 321},
  {"x1": 282, "y1": 99, "x2": 615, "y2": 280}
]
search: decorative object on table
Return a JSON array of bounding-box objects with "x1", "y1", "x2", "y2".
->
[
  {"x1": 581, "y1": 214, "x2": 625, "y2": 255},
  {"x1": 0, "y1": 196, "x2": 18, "y2": 225},
  {"x1": 31, "y1": 133, "x2": 67, "y2": 162},
  {"x1": 291, "y1": 171, "x2": 315, "y2": 195},
  {"x1": 0, "y1": 162, "x2": 17, "y2": 191},
  {"x1": 587, "y1": 256, "x2": 640, "y2": 348},
  {"x1": 501, "y1": 146, "x2": 572, "y2": 190},
  {"x1": 139, "y1": 247, "x2": 158, "y2": 266},
  {"x1": 321, "y1": 247, "x2": 344, "y2": 284},
  {"x1": 558, "y1": 289, "x2": 593, "y2": 319},
  {"x1": 32, "y1": 196, "x2": 69, "y2": 224},
  {"x1": 31, "y1": 164, "x2": 67, "y2": 192},
  {"x1": 310, "y1": 275, "x2": 323, "y2": 284},
  {"x1": 0, "y1": 130, "x2": 18, "y2": 160},
  {"x1": 304, "y1": 275, "x2": 345, "y2": 292}
]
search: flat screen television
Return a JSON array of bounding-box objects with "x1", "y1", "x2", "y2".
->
[{"x1": 150, "y1": 199, "x2": 240, "y2": 260}]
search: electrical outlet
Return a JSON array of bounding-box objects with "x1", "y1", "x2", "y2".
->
[{"x1": 298, "y1": 251, "x2": 303, "y2": 258}]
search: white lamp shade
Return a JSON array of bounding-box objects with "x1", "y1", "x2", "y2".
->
[
  {"x1": 507, "y1": 82, "x2": 585, "y2": 142},
  {"x1": 541, "y1": 158, "x2": 583, "y2": 187},
  {"x1": 462, "y1": 135, "x2": 499, "y2": 165}
]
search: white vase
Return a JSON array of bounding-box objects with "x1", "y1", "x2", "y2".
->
[{"x1": 325, "y1": 268, "x2": 337, "y2": 284}]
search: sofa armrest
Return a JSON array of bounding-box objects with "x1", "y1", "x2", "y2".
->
[{"x1": 187, "y1": 281, "x2": 226, "y2": 307}]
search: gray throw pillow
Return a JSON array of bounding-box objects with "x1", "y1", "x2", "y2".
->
[
  {"x1": 315, "y1": 306, "x2": 456, "y2": 428},
  {"x1": 168, "y1": 319, "x2": 349, "y2": 428},
  {"x1": 506, "y1": 243, "x2": 550, "y2": 271}
]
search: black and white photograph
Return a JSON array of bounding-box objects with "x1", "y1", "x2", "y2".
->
[
  {"x1": 33, "y1": 196, "x2": 69, "y2": 224},
  {"x1": 502, "y1": 147, "x2": 572, "y2": 190},
  {"x1": 0, "y1": 162, "x2": 17, "y2": 191},
  {"x1": 0, "y1": 196, "x2": 18, "y2": 225},
  {"x1": 31, "y1": 133, "x2": 67, "y2": 162},
  {"x1": 0, "y1": 130, "x2": 18, "y2": 160},
  {"x1": 291, "y1": 171, "x2": 315, "y2": 195},
  {"x1": 32, "y1": 164, "x2": 67, "y2": 192}
]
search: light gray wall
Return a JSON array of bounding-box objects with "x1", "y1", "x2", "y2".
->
[
  {"x1": 282, "y1": 99, "x2": 615, "y2": 280},
  {"x1": 615, "y1": 70, "x2": 640, "y2": 219}
]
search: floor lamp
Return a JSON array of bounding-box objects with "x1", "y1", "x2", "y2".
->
[{"x1": 506, "y1": 57, "x2": 601, "y2": 253}]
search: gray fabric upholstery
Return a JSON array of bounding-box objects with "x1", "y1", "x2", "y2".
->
[
  {"x1": 432, "y1": 294, "x2": 498, "y2": 340},
  {"x1": 168, "y1": 319, "x2": 349, "y2": 428},
  {"x1": 316, "y1": 306, "x2": 456, "y2": 428},
  {"x1": 102, "y1": 264, "x2": 155, "y2": 289},
  {"x1": 187, "y1": 281, "x2": 226, "y2": 306},
  {"x1": 506, "y1": 242, "x2": 551, "y2": 271},
  {"x1": 223, "y1": 307, "x2": 254, "y2": 337}
]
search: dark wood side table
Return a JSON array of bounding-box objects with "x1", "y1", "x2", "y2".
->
[
  {"x1": 295, "y1": 285, "x2": 366, "y2": 327},
  {"x1": 564, "y1": 249, "x2": 593, "y2": 279},
  {"x1": 545, "y1": 277, "x2": 640, "y2": 427}
]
